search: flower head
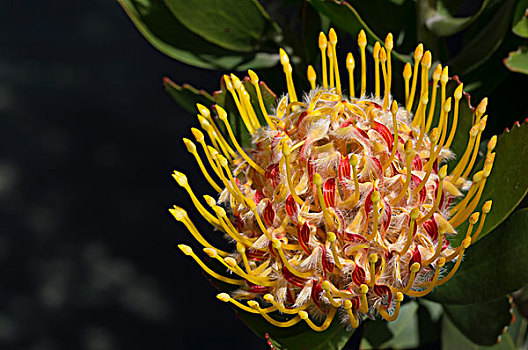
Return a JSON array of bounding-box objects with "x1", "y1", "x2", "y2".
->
[{"x1": 171, "y1": 29, "x2": 495, "y2": 331}]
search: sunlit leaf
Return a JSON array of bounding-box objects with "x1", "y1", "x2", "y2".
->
[
  {"x1": 163, "y1": 77, "x2": 214, "y2": 113},
  {"x1": 512, "y1": 0, "x2": 528, "y2": 38},
  {"x1": 423, "y1": 0, "x2": 492, "y2": 37},
  {"x1": 504, "y1": 46, "x2": 528, "y2": 75}
]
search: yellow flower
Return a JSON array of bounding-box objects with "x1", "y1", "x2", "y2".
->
[{"x1": 171, "y1": 29, "x2": 495, "y2": 331}]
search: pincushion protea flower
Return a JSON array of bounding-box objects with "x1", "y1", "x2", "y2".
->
[{"x1": 171, "y1": 28, "x2": 496, "y2": 332}]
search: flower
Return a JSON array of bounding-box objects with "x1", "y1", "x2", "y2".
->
[{"x1": 171, "y1": 28, "x2": 495, "y2": 331}]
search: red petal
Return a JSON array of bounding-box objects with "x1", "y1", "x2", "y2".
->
[
  {"x1": 321, "y1": 245, "x2": 335, "y2": 274},
  {"x1": 372, "y1": 121, "x2": 394, "y2": 151},
  {"x1": 352, "y1": 265, "x2": 366, "y2": 286},
  {"x1": 338, "y1": 155, "x2": 351, "y2": 181},
  {"x1": 373, "y1": 284, "x2": 393, "y2": 305},
  {"x1": 412, "y1": 154, "x2": 423, "y2": 171},
  {"x1": 285, "y1": 195, "x2": 299, "y2": 225},
  {"x1": 263, "y1": 200, "x2": 275, "y2": 226},
  {"x1": 422, "y1": 217, "x2": 438, "y2": 242},
  {"x1": 281, "y1": 265, "x2": 308, "y2": 288},
  {"x1": 323, "y1": 178, "x2": 336, "y2": 207},
  {"x1": 297, "y1": 222, "x2": 312, "y2": 255}
]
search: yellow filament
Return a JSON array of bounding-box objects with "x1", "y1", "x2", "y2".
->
[
  {"x1": 461, "y1": 117, "x2": 487, "y2": 179},
  {"x1": 392, "y1": 140, "x2": 415, "y2": 204},
  {"x1": 172, "y1": 171, "x2": 220, "y2": 226},
  {"x1": 438, "y1": 97, "x2": 452, "y2": 148},
  {"x1": 451, "y1": 168, "x2": 490, "y2": 227},
  {"x1": 403, "y1": 63, "x2": 412, "y2": 106},
  {"x1": 220, "y1": 256, "x2": 275, "y2": 287},
  {"x1": 471, "y1": 200, "x2": 492, "y2": 242},
  {"x1": 420, "y1": 50, "x2": 432, "y2": 100},
  {"x1": 400, "y1": 262, "x2": 420, "y2": 293},
  {"x1": 196, "y1": 104, "x2": 237, "y2": 158},
  {"x1": 327, "y1": 232, "x2": 343, "y2": 269},
  {"x1": 178, "y1": 244, "x2": 244, "y2": 285},
  {"x1": 440, "y1": 66, "x2": 449, "y2": 118},
  {"x1": 250, "y1": 302, "x2": 302, "y2": 327},
  {"x1": 319, "y1": 32, "x2": 328, "y2": 89},
  {"x1": 170, "y1": 208, "x2": 229, "y2": 256},
  {"x1": 380, "y1": 48, "x2": 389, "y2": 110},
  {"x1": 377, "y1": 292, "x2": 403, "y2": 321},
  {"x1": 450, "y1": 171, "x2": 483, "y2": 215},
  {"x1": 245, "y1": 198, "x2": 273, "y2": 241},
  {"x1": 237, "y1": 243, "x2": 253, "y2": 274},
  {"x1": 283, "y1": 142, "x2": 304, "y2": 206},
  {"x1": 436, "y1": 237, "x2": 471, "y2": 286},
  {"x1": 183, "y1": 138, "x2": 222, "y2": 193},
  {"x1": 406, "y1": 258, "x2": 445, "y2": 297},
  {"x1": 241, "y1": 88, "x2": 261, "y2": 131},
  {"x1": 406, "y1": 44, "x2": 424, "y2": 111},
  {"x1": 417, "y1": 165, "x2": 447, "y2": 225},
  {"x1": 299, "y1": 308, "x2": 336, "y2": 332},
  {"x1": 415, "y1": 92, "x2": 429, "y2": 148},
  {"x1": 313, "y1": 173, "x2": 335, "y2": 229},
  {"x1": 212, "y1": 207, "x2": 255, "y2": 247},
  {"x1": 346, "y1": 53, "x2": 355, "y2": 98},
  {"x1": 359, "y1": 284, "x2": 369, "y2": 313},
  {"x1": 373, "y1": 41, "x2": 381, "y2": 98},
  {"x1": 385, "y1": 33, "x2": 393, "y2": 91},
  {"x1": 329, "y1": 28, "x2": 341, "y2": 96},
  {"x1": 397, "y1": 208, "x2": 419, "y2": 256},
  {"x1": 446, "y1": 214, "x2": 478, "y2": 262},
  {"x1": 273, "y1": 239, "x2": 312, "y2": 279},
  {"x1": 383, "y1": 101, "x2": 400, "y2": 172},
  {"x1": 198, "y1": 116, "x2": 233, "y2": 163},
  {"x1": 217, "y1": 105, "x2": 265, "y2": 174},
  {"x1": 421, "y1": 226, "x2": 446, "y2": 265},
  {"x1": 224, "y1": 75, "x2": 255, "y2": 134},
  {"x1": 327, "y1": 44, "x2": 334, "y2": 88},
  {"x1": 307, "y1": 65, "x2": 316, "y2": 90},
  {"x1": 263, "y1": 294, "x2": 311, "y2": 314},
  {"x1": 248, "y1": 70, "x2": 276, "y2": 131},
  {"x1": 322, "y1": 282, "x2": 342, "y2": 307},
  {"x1": 343, "y1": 300, "x2": 359, "y2": 328},
  {"x1": 368, "y1": 253, "x2": 378, "y2": 286},
  {"x1": 191, "y1": 128, "x2": 222, "y2": 178},
  {"x1": 425, "y1": 64, "x2": 442, "y2": 133},
  {"x1": 279, "y1": 48, "x2": 298, "y2": 102},
  {"x1": 451, "y1": 123, "x2": 480, "y2": 181},
  {"x1": 350, "y1": 155, "x2": 360, "y2": 205},
  {"x1": 412, "y1": 128, "x2": 440, "y2": 195},
  {"x1": 217, "y1": 294, "x2": 275, "y2": 314},
  {"x1": 445, "y1": 83, "x2": 463, "y2": 149},
  {"x1": 358, "y1": 30, "x2": 367, "y2": 96}
]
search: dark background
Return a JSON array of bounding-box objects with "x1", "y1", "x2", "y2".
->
[{"x1": 0, "y1": 1, "x2": 267, "y2": 349}]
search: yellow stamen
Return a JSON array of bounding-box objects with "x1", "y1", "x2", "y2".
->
[
  {"x1": 450, "y1": 171, "x2": 483, "y2": 215},
  {"x1": 451, "y1": 123, "x2": 481, "y2": 181},
  {"x1": 172, "y1": 171, "x2": 220, "y2": 226},
  {"x1": 198, "y1": 115, "x2": 233, "y2": 163},
  {"x1": 420, "y1": 50, "x2": 432, "y2": 99},
  {"x1": 327, "y1": 44, "x2": 334, "y2": 88},
  {"x1": 211, "y1": 206, "x2": 255, "y2": 247},
  {"x1": 385, "y1": 33, "x2": 393, "y2": 90},
  {"x1": 217, "y1": 293, "x2": 275, "y2": 314},
  {"x1": 421, "y1": 226, "x2": 446, "y2": 265},
  {"x1": 272, "y1": 239, "x2": 312, "y2": 279},
  {"x1": 170, "y1": 207, "x2": 229, "y2": 256},
  {"x1": 383, "y1": 101, "x2": 400, "y2": 172},
  {"x1": 346, "y1": 53, "x2": 355, "y2": 98},
  {"x1": 367, "y1": 191, "x2": 381, "y2": 241},
  {"x1": 403, "y1": 63, "x2": 412, "y2": 106},
  {"x1": 283, "y1": 142, "x2": 304, "y2": 206},
  {"x1": 343, "y1": 299, "x2": 359, "y2": 328},
  {"x1": 406, "y1": 257, "x2": 445, "y2": 297},
  {"x1": 461, "y1": 116, "x2": 487, "y2": 179},
  {"x1": 248, "y1": 69, "x2": 277, "y2": 131},
  {"x1": 321, "y1": 280, "x2": 342, "y2": 307},
  {"x1": 472, "y1": 200, "x2": 492, "y2": 242},
  {"x1": 397, "y1": 208, "x2": 420, "y2": 256},
  {"x1": 446, "y1": 212, "x2": 479, "y2": 261},
  {"x1": 350, "y1": 154, "x2": 360, "y2": 205},
  {"x1": 417, "y1": 165, "x2": 447, "y2": 225},
  {"x1": 400, "y1": 262, "x2": 420, "y2": 293},
  {"x1": 319, "y1": 32, "x2": 328, "y2": 89},
  {"x1": 327, "y1": 232, "x2": 343, "y2": 269},
  {"x1": 406, "y1": 43, "x2": 424, "y2": 111},
  {"x1": 415, "y1": 92, "x2": 430, "y2": 148},
  {"x1": 358, "y1": 30, "x2": 367, "y2": 96},
  {"x1": 440, "y1": 66, "x2": 449, "y2": 118},
  {"x1": 178, "y1": 244, "x2": 244, "y2": 285},
  {"x1": 299, "y1": 308, "x2": 336, "y2": 332},
  {"x1": 183, "y1": 138, "x2": 222, "y2": 193},
  {"x1": 475, "y1": 97, "x2": 488, "y2": 123},
  {"x1": 307, "y1": 65, "x2": 316, "y2": 90},
  {"x1": 380, "y1": 48, "x2": 389, "y2": 110},
  {"x1": 217, "y1": 105, "x2": 265, "y2": 174},
  {"x1": 219, "y1": 255, "x2": 276, "y2": 287},
  {"x1": 444, "y1": 83, "x2": 464, "y2": 149},
  {"x1": 436, "y1": 237, "x2": 471, "y2": 286},
  {"x1": 329, "y1": 28, "x2": 341, "y2": 97},
  {"x1": 191, "y1": 128, "x2": 222, "y2": 178},
  {"x1": 368, "y1": 252, "x2": 378, "y2": 286},
  {"x1": 392, "y1": 140, "x2": 415, "y2": 203},
  {"x1": 425, "y1": 64, "x2": 442, "y2": 133},
  {"x1": 313, "y1": 173, "x2": 335, "y2": 229},
  {"x1": 377, "y1": 292, "x2": 403, "y2": 321},
  {"x1": 373, "y1": 41, "x2": 381, "y2": 98},
  {"x1": 412, "y1": 128, "x2": 439, "y2": 195},
  {"x1": 249, "y1": 301, "x2": 302, "y2": 327},
  {"x1": 196, "y1": 103, "x2": 237, "y2": 158},
  {"x1": 438, "y1": 97, "x2": 452, "y2": 148},
  {"x1": 359, "y1": 284, "x2": 369, "y2": 313},
  {"x1": 279, "y1": 48, "x2": 298, "y2": 102},
  {"x1": 263, "y1": 294, "x2": 311, "y2": 314},
  {"x1": 224, "y1": 75, "x2": 255, "y2": 134}
]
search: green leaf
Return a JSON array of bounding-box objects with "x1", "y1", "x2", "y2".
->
[
  {"x1": 118, "y1": 0, "x2": 278, "y2": 70},
  {"x1": 512, "y1": 0, "x2": 528, "y2": 38},
  {"x1": 163, "y1": 77, "x2": 214, "y2": 113},
  {"x1": 441, "y1": 307, "x2": 526, "y2": 349},
  {"x1": 504, "y1": 47, "x2": 528, "y2": 75},
  {"x1": 449, "y1": 0, "x2": 517, "y2": 75},
  {"x1": 453, "y1": 119, "x2": 528, "y2": 245},
  {"x1": 423, "y1": 0, "x2": 493, "y2": 37},
  {"x1": 428, "y1": 209, "x2": 528, "y2": 305},
  {"x1": 164, "y1": 0, "x2": 279, "y2": 52},
  {"x1": 238, "y1": 311, "x2": 354, "y2": 350},
  {"x1": 308, "y1": 0, "x2": 407, "y2": 62},
  {"x1": 443, "y1": 297, "x2": 513, "y2": 345}
]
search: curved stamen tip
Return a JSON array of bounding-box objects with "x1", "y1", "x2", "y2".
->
[
  {"x1": 371, "y1": 190, "x2": 381, "y2": 203},
  {"x1": 248, "y1": 69, "x2": 258, "y2": 84},
  {"x1": 248, "y1": 300, "x2": 259, "y2": 309},
  {"x1": 272, "y1": 238, "x2": 282, "y2": 249},
  {"x1": 217, "y1": 293, "x2": 231, "y2": 302},
  {"x1": 318, "y1": 32, "x2": 327, "y2": 49},
  {"x1": 373, "y1": 42, "x2": 381, "y2": 58},
  {"x1": 360, "y1": 284, "x2": 369, "y2": 294},
  {"x1": 477, "y1": 97, "x2": 488, "y2": 115},
  {"x1": 410, "y1": 208, "x2": 420, "y2": 220},
  {"x1": 469, "y1": 212, "x2": 480, "y2": 225},
  {"x1": 346, "y1": 53, "x2": 355, "y2": 69},
  {"x1": 196, "y1": 103, "x2": 210, "y2": 118},
  {"x1": 191, "y1": 128, "x2": 205, "y2": 142},
  {"x1": 433, "y1": 64, "x2": 442, "y2": 80},
  {"x1": 203, "y1": 195, "x2": 216, "y2": 207},
  {"x1": 183, "y1": 138, "x2": 197, "y2": 153},
  {"x1": 403, "y1": 63, "x2": 412, "y2": 79},
  {"x1": 321, "y1": 280, "x2": 331, "y2": 290},
  {"x1": 483, "y1": 200, "x2": 493, "y2": 214},
  {"x1": 343, "y1": 299, "x2": 352, "y2": 310},
  {"x1": 441, "y1": 66, "x2": 449, "y2": 83},
  {"x1": 264, "y1": 294, "x2": 274, "y2": 302},
  {"x1": 368, "y1": 253, "x2": 378, "y2": 264},
  {"x1": 329, "y1": 28, "x2": 337, "y2": 44},
  {"x1": 454, "y1": 84, "x2": 464, "y2": 100},
  {"x1": 216, "y1": 105, "x2": 228, "y2": 120},
  {"x1": 203, "y1": 247, "x2": 218, "y2": 258},
  {"x1": 313, "y1": 173, "x2": 323, "y2": 186},
  {"x1": 488, "y1": 135, "x2": 497, "y2": 151},
  {"x1": 422, "y1": 50, "x2": 432, "y2": 68},
  {"x1": 298, "y1": 311, "x2": 309, "y2": 320},
  {"x1": 173, "y1": 171, "x2": 188, "y2": 187},
  {"x1": 395, "y1": 292, "x2": 404, "y2": 302},
  {"x1": 439, "y1": 165, "x2": 448, "y2": 179},
  {"x1": 327, "y1": 232, "x2": 337, "y2": 243},
  {"x1": 385, "y1": 33, "x2": 393, "y2": 50},
  {"x1": 410, "y1": 262, "x2": 421, "y2": 273},
  {"x1": 414, "y1": 44, "x2": 424, "y2": 60},
  {"x1": 236, "y1": 242, "x2": 246, "y2": 254},
  {"x1": 213, "y1": 205, "x2": 227, "y2": 218},
  {"x1": 462, "y1": 237, "x2": 471, "y2": 249},
  {"x1": 358, "y1": 30, "x2": 366, "y2": 47},
  {"x1": 349, "y1": 154, "x2": 359, "y2": 167},
  {"x1": 224, "y1": 257, "x2": 238, "y2": 267},
  {"x1": 169, "y1": 206, "x2": 187, "y2": 221},
  {"x1": 279, "y1": 48, "x2": 290, "y2": 65},
  {"x1": 404, "y1": 139, "x2": 413, "y2": 154},
  {"x1": 178, "y1": 244, "x2": 193, "y2": 256}
]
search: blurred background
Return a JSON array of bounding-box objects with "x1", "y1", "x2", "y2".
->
[{"x1": 0, "y1": 0, "x2": 266, "y2": 349}]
